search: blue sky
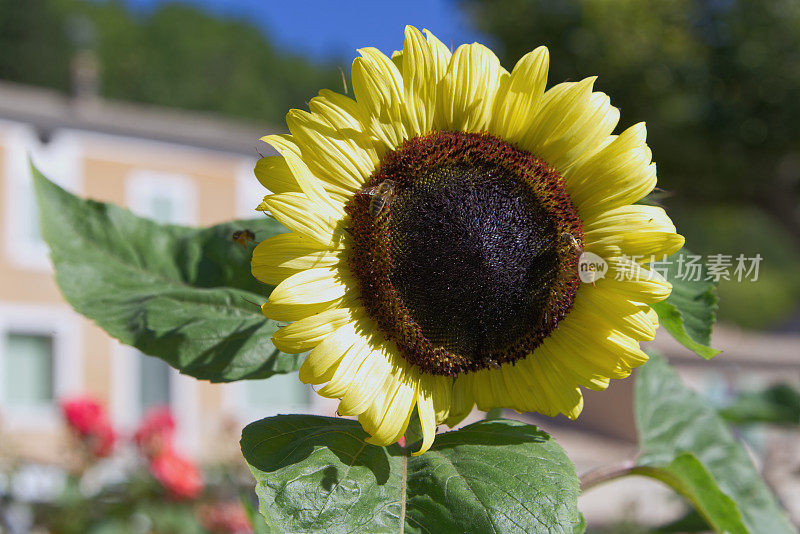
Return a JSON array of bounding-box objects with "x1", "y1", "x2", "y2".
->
[{"x1": 122, "y1": 0, "x2": 489, "y2": 62}]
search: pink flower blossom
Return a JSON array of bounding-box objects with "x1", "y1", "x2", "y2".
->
[
  {"x1": 134, "y1": 406, "x2": 175, "y2": 458},
  {"x1": 149, "y1": 449, "x2": 204, "y2": 500},
  {"x1": 60, "y1": 397, "x2": 116, "y2": 458},
  {"x1": 197, "y1": 501, "x2": 253, "y2": 534}
]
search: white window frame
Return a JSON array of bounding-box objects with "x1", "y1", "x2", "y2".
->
[
  {"x1": 0, "y1": 302, "x2": 83, "y2": 430},
  {"x1": 1, "y1": 121, "x2": 82, "y2": 271},
  {"x1": 110, "y1": 343, "x2": 200, "y2": 457},
  {"x1": 222, "y1": 373, "x2": 333, "y2": 427},
  {"x1": 125, "y1": 169, "x2": 198, "y2": 226},
  {"x1": 235, "y1": 157, "x2": 265, "y2": 219}
]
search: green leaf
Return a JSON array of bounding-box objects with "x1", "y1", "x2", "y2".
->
[
  {"x1": 240, "y1": 415, "x2": 581, "y2": 533},
  {"x1": 720, "y1": 383, "x2": 800, "y2": 426},
  {"x1": 32, "y1": 165, "x2": 301, "y2": 382},
  {"x1": 241, "y1": 493, "x2": 271, "y2": 534},
  {"x1": 634, "y1": 354, "x2": 795, "y2": 534},
  {"x1": 651, "y1": 249, "x2": 721, "y2": 359},
  {"x1": 572, "y1": 512, "x2": 586, "y2": 534},
  {"x1": 634, "y1": 453, "x2": 745, "y2": 533}
]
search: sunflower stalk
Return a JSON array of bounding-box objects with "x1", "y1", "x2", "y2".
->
[{"x1": 579, "y1": 459, "x2": 637, "y2": 492}]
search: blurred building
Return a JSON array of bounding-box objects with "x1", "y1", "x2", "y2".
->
[{"x1": 0, "y1": 79, "x2": 331, "y2": 464}]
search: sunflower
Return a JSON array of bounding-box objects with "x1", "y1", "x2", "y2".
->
[{"x1": 251, "y1": 26, "x2": 684, "y2": 455}]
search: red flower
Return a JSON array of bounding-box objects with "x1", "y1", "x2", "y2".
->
[
  {"x1": 60, "y1": 397, "x2": 116, "y2": 458},
  {"x1": 61, "y1": 397, "x2": 104, "y2": 435},
  {"x1": 149, "y1": 450, "x2": 204, "y2": 500},
  {"x1": 197, "y1": 501, "x2": 254, "y2": 534},
  {"x1": 134, "y1": 406, "x2": 175, "y2": 458},
  {"x1": 93, "y1": 422, "x2": 116, "y2": 458}
]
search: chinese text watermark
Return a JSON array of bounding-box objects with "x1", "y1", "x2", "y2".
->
[{"x1": 605, "y1": 253, "x2": 763, "y2": 283}]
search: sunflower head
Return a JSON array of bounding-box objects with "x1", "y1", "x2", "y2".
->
[{"x1": 252, "y1": 26, "x2": 684, "y2": 455}]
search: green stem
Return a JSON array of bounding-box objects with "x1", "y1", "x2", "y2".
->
[
  {"x1": 580, "y1": 461, "x2": 719, "y2": 532},
  {"x1": 579, "y1": 460, "x2": 636, "y2": 492}
]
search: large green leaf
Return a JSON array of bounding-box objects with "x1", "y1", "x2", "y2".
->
[
  {"x1": 240, "y1": 415, "x2": 581, "y2": 533},
  {"x1": 651, "y1": 249, "x2": 721, "y2": 359},
  {"x1": 32, "y1": 166, "x2": 300, "y2": 382},
  {"x1": 634, "y1": 355, "x2": 795, "y2": 533},
  {"x1": 720, "y1": 383, "x2": 800, "y2": 426}
]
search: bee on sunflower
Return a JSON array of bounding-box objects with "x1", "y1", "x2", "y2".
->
[{"x1": 251, "y1": 26, "x2": 684, "y2": 455}]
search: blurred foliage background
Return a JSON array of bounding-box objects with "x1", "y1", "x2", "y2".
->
[
  {"x1": 0, "y1": 0, "x2": 343, "y2": 123},
  {"x1": 1, "y1": 0, "x2": 798, "y2": 330}
]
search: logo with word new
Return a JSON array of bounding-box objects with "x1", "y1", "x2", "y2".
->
[{"x1": 578, "y1": 252, "x2": 608, "y2": 284}]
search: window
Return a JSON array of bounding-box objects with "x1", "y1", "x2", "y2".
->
[
  {"x1": 138, "y1": 352, "x2": 172, "y2": 414},
  {"x1": 244, "y1": 373, "x2": 309, "y2": 410},
  {"x1": 2, "y1": 334, "x2": 53, "y2": 408},
  {"x1": 125, "y1": 170, "x2": 197, "y2": 225},
  {"x1": 227, "y1": 372, "x2": 313, "y2": 425},
  {"x1": 111, "y1": 344, "x2": 199, "y2": 456},
  {"x1": 1, "y1": 123, "x2": 82, "y2": 270},
  {"x1": 236, "y1": 157, "x2": 264, "y2": 218},
  {"x1": 0, "y1": 304, "x2": 82, "y2": 429}
]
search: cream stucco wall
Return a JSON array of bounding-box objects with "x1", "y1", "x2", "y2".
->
[{"x1": 0, "y1": 119, "x2": 321, "y2": 463}]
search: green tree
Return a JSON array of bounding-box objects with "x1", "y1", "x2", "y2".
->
[
  {"x1": 0, "y1": 0, "x2": 343, "y2": 125},
  {"x1": 70, "y1": 0, "x2": 342, "y2": 123},
  {"x1": 0, "y1": 0, "x2": 73, "y2": 90}
]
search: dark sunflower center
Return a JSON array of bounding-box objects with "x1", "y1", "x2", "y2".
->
[
  {"x1": 389, "y1": 163, "x2": 558, "y2": 361},
  {"x1": 345, "y1": 131, "x2": 583, "y2": 376}
]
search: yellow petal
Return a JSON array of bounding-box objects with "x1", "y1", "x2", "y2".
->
[
  {"x1": 444, "y1": 374, "x2": 474, "y2": 427},
  {"x1": 391, "y1": 49, "x2": 403, "y2": 71},
  {"x1": 261, "y1": 297, "x2": 346, "y2": 324},
  {"x1": 361, "y1": 360, "x2": 418, "y2": 446},
  {"x1": 400, "y1": 25, "x2": 438, "y2": 136},
  {"x1": 430, "y1": 374, "x2": 453, "y2": 423},
  {"x1": 539, "y1": 336, "x2": 611, "y2": 391},
  {"x1": 499, "y1": 363, "x2": 546, "y2": 413},
  {"x1": 338, "y1": 346, "x2": 392, "y2": 416},
  {"x1": 260, "y1": 192, "x2": 343, "y2": 247},
  {"x1": 262, "y1": 267, "x2": 354, "y2": 322},
  {"x1": 471, "y1": 368, "x2": 501, "y2": 411},
  {"x1": 298, "y1": 320, "x2": 362, "y2": 384},
  {"x1": 286, "y1": 108, "x2": 377, "y2": 193},
  {"x1": 267, "y1": 267, "x2": 351, "y2": 305},
  {"x1": 522, "y1": 77, "x2": 620, "y2": 171},
  {"x1": 584, "y1": 205, "x2": 684, "y2": 260},
  {"x1": 254, "y1": 156, "x2": 300, "y2": 194},
  {"x1": 440, "y1": 42, "x2": 503, "y2": 132},
  {"x1": 535, "y1": 353, "x2": 584, "y2": 419},
  {"x1": 351, "y1": 48, "x2": 410, "y2": 149},
  {"x1": 251, "y1": 232, "x2": 341, "y2": 286},
  {"x1": 647, "y1": 307, "x2": 660, "y2": 329},
  {"x1": 555, "y1": 309, "x2": 650, "y2": 378},
  {"x1": 358, "y1": 366, "x2": 396, "y2": 435},
  {"x1": 574, "y1": 286, "x2": 658, "y2": 341},
  {"x1": 412, "y1": 374, "x2": 438, "y2": 456},
  {"x1": 272, "y1": 305, "x2": 363, "y2": 354},
  {"x1": 599, "y1": 257, "x2": 673, "y2": 303},
  {"x1": 565, "y1": 122, "x2": 657, "y2": 219},
  {"x1": 318, "y1": 328, "x2": 375, "y2": 398},
  {"x1": 489, "y1": 46, "x2": 549, "y2": 142},
  {"x1": 423, "y1": 29, "x2": 452, "y2": 79},
  {"x1": 309, "y1": 89, "x2": 367, "y2": 132}
]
